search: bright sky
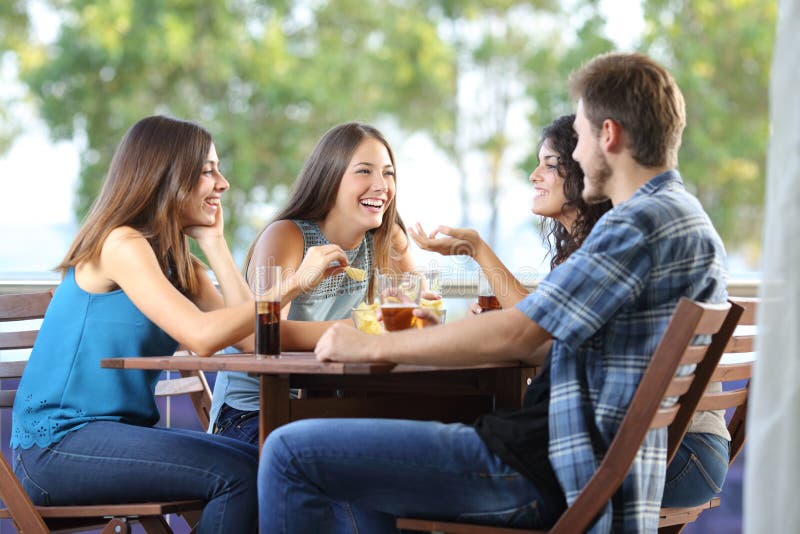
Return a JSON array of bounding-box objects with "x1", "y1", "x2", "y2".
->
[{"x1": 0, "y1": 1, "x2": 645, "y2": 275}]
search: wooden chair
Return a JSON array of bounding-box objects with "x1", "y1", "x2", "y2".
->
[
  {"x1": 396, "y1": 298, "x2": 742, "y2": 534},
  {"x1": 0, "y1": 290, "x2": 209, "y2": 533},
  {"x1": 658, "y1": 296, "x2": 756, "y2": 532}
]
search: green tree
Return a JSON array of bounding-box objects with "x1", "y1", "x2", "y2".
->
[
  {"x1": 519, "y1": 0, "x2": 774, "y2": 262},
  {"x1": 7, "y1": 0, "x2": 455, "y2": 250},
  {"x1": 0, "y1": 1, "x2": 31, "y2": 152},
  {"x1": 421, "y1": 0, "x2": 558, "y2": 246},
  {"x1": 641, "y1": 0, "x2": 775, "y2": 259},
  {"x1": 519, "y1": 2, "x2": 616, "y2": 170}
]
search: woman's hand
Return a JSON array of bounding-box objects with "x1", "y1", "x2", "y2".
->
[
  {"x1": 290, "y1": 244, "x2": 348, "y2": 294},
  {"x1": 185, "y1": 202, "x2": 226, "y2": 247},
  {"x1": 409, "y1": 223, "x2": 484, "y2": 259}
]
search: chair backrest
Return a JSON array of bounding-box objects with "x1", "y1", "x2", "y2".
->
[
  {"x1": 0, "y1": 290, "x2": 208, "y2": 532},
  {"x1": 549, "y1": 298, "x2": 741, "y2": 534},
  {"x1": 0, "y1": 290, "x2": 212, "y2": 424},
  {"x1": 703, "y1": 296, "x2": 756, "y2": 466}
]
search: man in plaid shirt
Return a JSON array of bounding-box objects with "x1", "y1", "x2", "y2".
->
[{"x1": 260, "y1": 53, "x2": 727, "y2": 534}]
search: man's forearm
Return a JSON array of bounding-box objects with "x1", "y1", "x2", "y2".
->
[{"x1": 372, "y1": 307, "x2": 549, "y2": 366}]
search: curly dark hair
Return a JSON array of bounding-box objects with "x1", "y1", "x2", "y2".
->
[{"x1": 539, "y1": 114, "x2": 613, "y2": 269}]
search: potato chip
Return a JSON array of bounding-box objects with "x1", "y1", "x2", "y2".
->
[
  {"x1": 343, "y1": 266, "x2": 368, "y2": 282},
  {"x1": 352, "y1": 302, "x2": 383, "y2": 335},
  {"x1": 356, "y1": 301, "x2": 379, "y2": 311},
  {"x1": 420, "y1": 298, "x2": 443, "y2": 310}
]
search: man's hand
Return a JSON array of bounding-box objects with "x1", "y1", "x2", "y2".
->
[{"x1": 315, "y1": 323, "x2": 380, "y2": 362}]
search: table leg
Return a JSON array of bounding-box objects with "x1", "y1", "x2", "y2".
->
[
  {"x1": 259, "y1": 374, "x2": 291, "y2": 452},
  {"x1": 492, "y1": 367, "x2": 537, "y2": 411}
]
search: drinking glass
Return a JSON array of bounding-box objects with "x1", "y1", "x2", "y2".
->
[
  {"x1": 377, "y1": 273, "x2": 422, "y2": 331},
  {"x1": 424, "y1": 268, "x2": 442, "y2": 297},
  {"x1": 253, "y1": 265, "x2": 282, "y2": 358},
  {"x1": 477, "y1": 270, "x2": 502, "y2": 313}
]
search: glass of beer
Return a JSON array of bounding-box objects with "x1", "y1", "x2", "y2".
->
[
  {"x1": 253, "y1": 265, "x2": 281, "y2": 358},
  {"x1": 477, "y1": 270, "x2": 501, "y2": 313},
  {"x1": 377, "y1": 273, "x2": 422, "y2": 331}
]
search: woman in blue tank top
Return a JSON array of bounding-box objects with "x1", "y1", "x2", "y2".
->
[
  {"x1": 209, "y1": 122, "x2": 416, "y2": 446},
  {"x1": 12, "y1": 115, "x2": 258, "y2": 534}
]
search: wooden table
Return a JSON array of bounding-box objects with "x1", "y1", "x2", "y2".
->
[{"x1": 101, "y1": 352, "x2": 535, "y2": 446}]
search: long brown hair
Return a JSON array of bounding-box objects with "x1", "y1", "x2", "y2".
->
[
  {"x1": 57, "y1": 115, "x2": 213, "y2": 296},
  {"x1": 243, "y1": 122, "x2": 406, "y2": 277}
]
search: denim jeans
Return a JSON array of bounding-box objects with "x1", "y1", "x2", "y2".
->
[
  {"x1": 14, "y1": 421, "x2": 258, "y2": 534},
  {"x1": 259, "y1": 418, "x2": 559, "y2": 534},
  {"x1": 662, "y1": 432, "x2": 730, "y2": 507},
  {"x1": 212, "y1": 402, "x2": 260, "y2": 444}
]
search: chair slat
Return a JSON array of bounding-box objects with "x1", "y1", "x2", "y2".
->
[
  {"x1": 0, "y1": 390, "x2": 16, "y2": 408},
  {"x1": 695, "y1": 389, "x2": 748, "y2": 412},
  {"x1": 0, "y1": 330, "x2": 38, "y2": 350},
  {"x1": 725, "y1": 335, "x2": 754, "y2": 353},
  {"x1": 0, "y1": 360, "x2": 27, "y2": 379},
  {"x1": 694, "y1": 304, "x2": 734, "y2": 335},
  {"x1": 651, "y1": 405, "x2": 679, "y2": 429},
  {"x1": 664, "y1": 375, "x2": 693, "y2": 398},
  {"x1": 396, "y1": 518, "x2": 543, "y2": 534},
  {"x1": 680, "y1": 345, "x2": 709, "y2": 366},
  {"x1": 0, "y1": 292, "x2": 52, "y2": 321}
]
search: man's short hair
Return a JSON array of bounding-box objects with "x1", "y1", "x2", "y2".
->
[{"x1": 569, "y1": 53, "x2": 686, "y2": 169}]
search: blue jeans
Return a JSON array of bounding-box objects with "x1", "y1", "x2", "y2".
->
[
  {"x1": 662, "y1": 432, "x2": 730, "y2": 507},
  {"x1": 14, "y1": 421, "x2": 258, "y2": 534},
  {"x1": 212, "y1": 402, "x2": 260, "y2": 444},
  {"x1": 259, "y1": 418, "x2": 559, "y2": 534}
]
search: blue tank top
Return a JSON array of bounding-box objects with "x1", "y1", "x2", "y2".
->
[
  {"x1": 11, "y1": 268, "x2": 178, "y2": 449},
  {"x1": 208, "y1": 220, "x2": 374, "y2": 426}
]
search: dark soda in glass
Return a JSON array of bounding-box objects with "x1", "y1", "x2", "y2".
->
[{"x1": 255, "y1": 300, "x2": 280, "y2": 357}]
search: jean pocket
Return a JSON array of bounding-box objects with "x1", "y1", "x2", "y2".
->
[
  {"x1": 688, "y1": 454, "x2": 724, "y2": 494},
  {"x1": 14, "y1": 452, "x2": 51, "y2": 506},
  {"x1": 456, "y1": 500, "x2": 544, "y2": 529}
]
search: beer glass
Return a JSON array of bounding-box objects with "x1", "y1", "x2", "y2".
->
[
  {"x1": 253, "y1": 265, "x2": 281, "y2": 358},
  {"x1": 377, "y1": 273, "x2": 422, "y2": 331}
]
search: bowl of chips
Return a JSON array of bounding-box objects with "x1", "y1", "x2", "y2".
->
[
  {"x1": 416, "y1": 297, "x2": 446, "y2": 327},
  {"x1": 351, "y1": 301, "x2": 384, "y2": 335}
]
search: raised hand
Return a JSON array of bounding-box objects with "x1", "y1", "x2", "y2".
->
[
  {"x1": 185, "y1": 201, "x2": 226, "y2": 246},
  {"x1": 291, "y1": 244, "x2": 349, "y2": 293},
  {"x1": 409, "y1": 223, "x2": 484, "y2": 258}
]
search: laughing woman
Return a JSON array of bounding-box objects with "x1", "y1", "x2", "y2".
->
[
  {"x1": 209, "y1": 121, "x2": 415, "y2": 444},
  {"x1": 11, "y1": 116, "x2": 258, "y2": 534}
]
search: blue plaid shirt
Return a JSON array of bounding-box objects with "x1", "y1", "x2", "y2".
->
[{"x1": 517, "y1": 170, "x2": 727, "y2": 532}]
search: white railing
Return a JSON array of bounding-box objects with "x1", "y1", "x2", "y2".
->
[{"x1": 0, "y1": 277, "x2": 762, "y2": 298}]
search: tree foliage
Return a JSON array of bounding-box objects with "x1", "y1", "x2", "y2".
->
[
  {"x1": 1, "y1": 0, "x2": 775, "y2": 264},
  {"x1": 0, "y1": 1, "x2": 32, "y2": 152},
  {"x1": 10, "y1": 0, "x2": 455, "y2": 248},
  {"x1": 518, "y1": 0, "x2": 774, "y2": 258},
  {"x1": 640, "y1": 0, "x2": 775, "y2": 256}
]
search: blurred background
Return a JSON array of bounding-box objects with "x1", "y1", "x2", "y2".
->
[{"x1": 0, "y1": 1, "x2": 775, "y2": 532}]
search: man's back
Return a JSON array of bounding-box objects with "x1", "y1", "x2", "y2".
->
[{"x1": 519, "y1": 169, "x2": 728, "y2": 531}]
